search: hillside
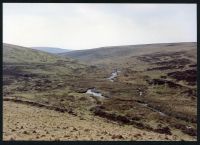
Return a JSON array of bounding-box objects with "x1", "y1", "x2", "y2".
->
[
  {"x1": 3, "y1": 43, "x2": 68, "y2": 64},
  {"x1": 3, "y1": 43, "x2": 89, "y2": 99},
  {"x1": 61, "y1": 42, "x2": 196, "y2": 65},
  {"x1": 32, "y1": 47, "x2": 71, "y2": 54},
  {"x1": 3, "y1": 101, "x2": 195, "y2": 141}
]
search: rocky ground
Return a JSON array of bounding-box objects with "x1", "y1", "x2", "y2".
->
[{"x1": 3, "y1": 101, "x2": 195, "y2": 141}]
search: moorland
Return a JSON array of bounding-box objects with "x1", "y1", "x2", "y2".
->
[{"x1": 3, "y1": 42, "x2": 197, "y2": 141}]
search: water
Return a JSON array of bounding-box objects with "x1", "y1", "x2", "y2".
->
[
  {"x1": 139, "y1": 102, "x2": 166, "y2": 116},
  {"x1": 107, "y1": 70, "x2": 121, "y2": 82},
  {"x1": 86, "y1": 88, "x2": 104, "y2": 98}
]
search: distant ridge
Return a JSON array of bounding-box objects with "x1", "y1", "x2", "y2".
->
[
  {"x1": 60, "y1": 42, "x2": 196, "y2": 64},
  {"x1": 32, "y1": 47, "x2": 71, "y2": 54}
]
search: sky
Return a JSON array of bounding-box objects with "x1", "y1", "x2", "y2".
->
[{"x1": 3, "y1": 3, "x2": 197, "y2": 50}]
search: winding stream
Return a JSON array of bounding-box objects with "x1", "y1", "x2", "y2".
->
[{"x1": 85, "y1": 69, "x2": 167, "y2": 116}]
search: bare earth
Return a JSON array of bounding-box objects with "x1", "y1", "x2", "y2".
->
[{"x1": 3, "y1": 101, "x2": 195, "y2": 141}]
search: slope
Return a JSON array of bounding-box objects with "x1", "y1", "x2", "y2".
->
[
  {"x1": 3, "y1": 43, "x2": 69, "y2": 64},
  {"x1": 61, "y1": 42, "x2": 196, "y2": 65},
  {"x1": 32, "y1": 47, "x2": 71, "y2": 54}
]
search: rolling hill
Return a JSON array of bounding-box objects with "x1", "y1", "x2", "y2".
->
[
  {"x1": 3, "y1": 43, "x2": 89, "y2": 98},
  {"x1": 61, "y1": 42, "x2": 196, "y2": 65},
  {"x1": 3, "y1": 43, "x2": 68, "y2": 63},
  {"x1": 32, "y1": 47, "x2": 71, "y2": 54}
]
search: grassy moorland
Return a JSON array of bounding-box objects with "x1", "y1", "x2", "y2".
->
[{"x1": 3, "y1": 42, "x2": 197, "y2": 140}]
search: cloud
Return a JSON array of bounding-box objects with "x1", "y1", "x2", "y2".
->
[{"x1": 3, "y1": 3, "x2": 196, "y2": 50}]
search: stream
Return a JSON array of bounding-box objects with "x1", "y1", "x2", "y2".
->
[
  {"x1": 138, "y1": 102, "x2": 166, "y2": 116},
  {"x1": 85, "y1": 69, "x2": 120, "y2": 98},
  {"x1": 86, "y1": 88, "x2": 105, "y2": 99},
  {"x1": 107, "y1": 70, "x2": 121, "y2": 82},
  {"x1": 85, "y1": 69, "x2": 167, "y2": 116}
]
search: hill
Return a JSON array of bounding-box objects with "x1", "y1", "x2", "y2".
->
[
  {"x1": 32, "y1": 47, "x2": 71, "y2": 54},
  {"x1": 3, "y1": 43, "x2": 68, "y2": 63},
  {"x1": 61, "y1": 42, "x2": 196, "y2": 65},
  {"x1": 3, "y1": 43, "x2": 89, "y2": 98}
]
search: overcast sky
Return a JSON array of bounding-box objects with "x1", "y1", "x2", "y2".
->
[{"x1": 3, "y1": 3, "x2": 197, "y2": 50}]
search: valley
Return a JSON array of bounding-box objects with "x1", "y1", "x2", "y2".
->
[{"x1": 3, "y1": 42, "x2": 197, "y2": 141}]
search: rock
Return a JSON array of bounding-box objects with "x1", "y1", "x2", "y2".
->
[
  {"x1": 84, "y1": 129, "x2": 90, "y2": 132},
  {"x1": 23, "y1": 131, "x2": 29, "y2": 134},
  {"x1": 111, "y1": 134, "x2": 124, "y2": 139},
  {"x1": 64, "y1": 135, "x2": 70, "y2": 138},
  {"x1": 154, "y1": 126, "x2": 172, "y2": 135},
  {"x1": 102, "y1": 131, "x2": 107, "y2": 135},
  {"x1": 165, "y1": 135, "x2": 169, "y2": 140},
  {"x1": 80, "y1": 117, "x2": 85, "y2": 120},
  {"x1": 134, "y1": 134, "x2": 142, "y2": 138},
  {"x1": 63, "y1": 126, "x2": 68, "y2": 129},
  {"x1": 9, "y1": 137, "x2": 15, "y2": 141},
  {"x1": 41, "y1": 134, "x2": 46, "y2": 137},
  {"x1": 74, "y1": 127, "x2": 78, "y2": 131},
  {"x1": 70, "y1": 127, "x2": 78, "y2": 131}
]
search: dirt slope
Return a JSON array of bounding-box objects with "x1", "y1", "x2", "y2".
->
[{"x1": 3, "y1": 101, "x2": 195, "y2": 141}]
